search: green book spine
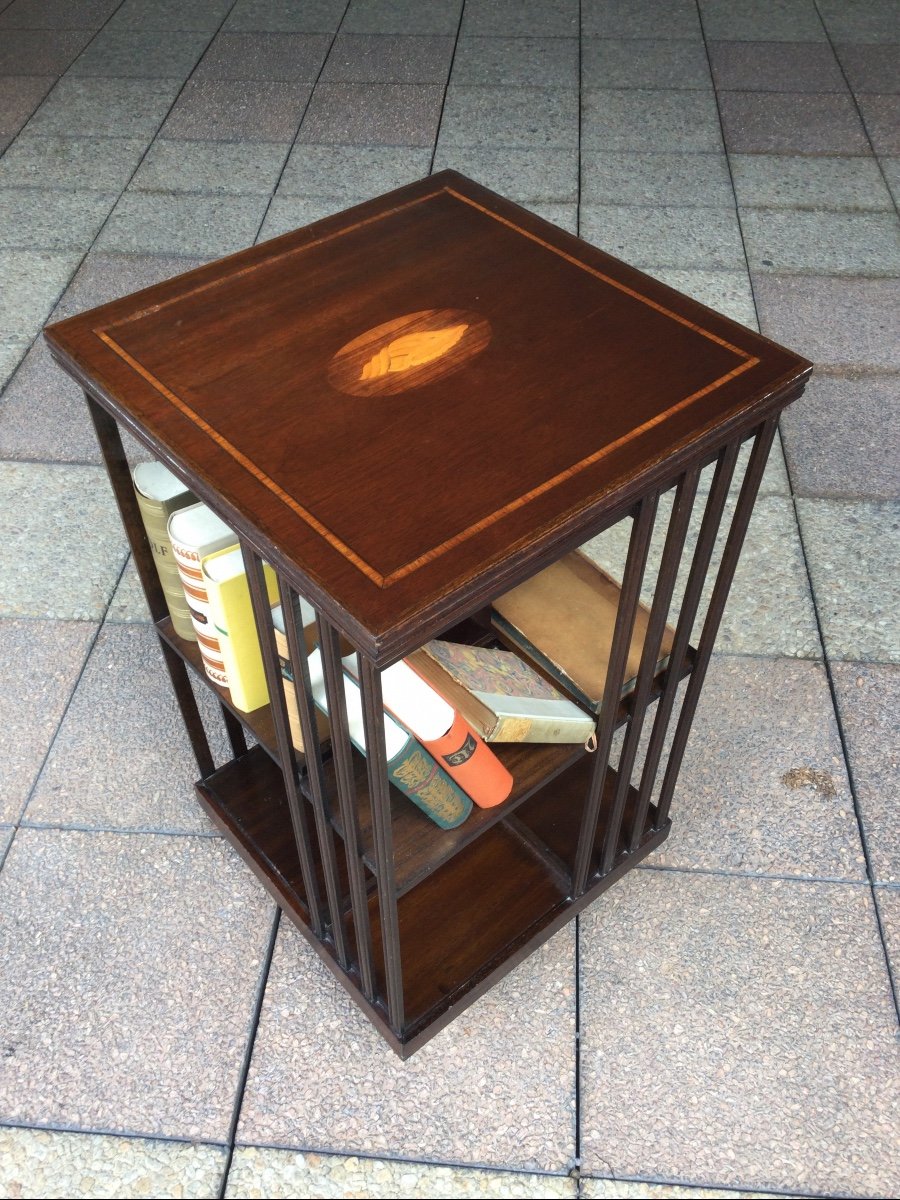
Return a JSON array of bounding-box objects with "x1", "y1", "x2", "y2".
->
[
  {"x1": 133, "y1": 482, "x2": 197, "y2": 641},
  {"x1": 383, "y1": 737, "x2": 472, "y2": 830}
]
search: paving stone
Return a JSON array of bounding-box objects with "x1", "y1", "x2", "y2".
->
[
  {"x1": 731, "y1": 154, "x2": 893, "y2": 210},
  {"x1": 697, "y1": 0, "x2": 827, "y2": 42},
  {"x1": 0, "y1": 76, "x2": 55, "y2": 138},
  {"x1": 428, "y1": 85, "x2": 579, "y2": 149},
  {"x1": 741, "y1": 208, "x2": 900, "y2": 276},
  {"x1": 0, "y1": 827, "x2": 12, "y2": 862},
  {"x1": 581, "y1": 205, "x2": 746, "y2": 270},
  {"x1": 818, "y1": 0, "x2": 900, "y2": 44},
  {"x1": 0, "y1": 135, "x2": 148, "y2": 192},
  {"x1": 0, "y1": 619, "x2": 95, "y2": 824},
  {"x1": 0, "y1": 1128, "x2": 227, "y2": 1200},
  {"x1": 28, "y1": 77, "x2": 182, "y2": 139},
  {"x1": 161, "y1": 79, "x2": 312, "y2": 141},
  {"x1": 0, "y1": 188, "x2": 117, "y2": 250},
  {"x1": 237, "y1": 922, "x2": 576, "y2": 1171},
  {"x1": 26, "y1": 623, "x2": 230, "y2": 834},
  {"x1": 708, "y1": 40, "x2": 846, "y2": 92},
  {"x1": 69, "y1": 28, "x2": 212, "y2": 79},
  {"x1": 451, "y1": 36, "x2": 578, "y2": 88},
  {"x1": 580, "y1": 152, "x2": 732, "y2": 207},
  {"x1": 432, "y1": 146, "x2": 577, "y2": 202},
  {"x1": 0, "y1": 28, "x2": 94, "y2": 75},
  {"x1": 279, "y1": 143, "x2": 432, "y2": 199},
  {"x1": 193, "y1": 31, "x2": 331, "y2": 82},
  {"x1": 106, "y1": 0, "x2": 232, "y2": 31},
  {"x1": 98, "y1": 191, "x2": 267, "y2": 255},
  {"x1": 297, "y1": 83, "x2": 444, "y2": 146},
  {"x1": 258, "y1": 194, "x2": 369, "y2": 240},
  {"x1": 857, "y1": 93, "x2": 900, "y2": 154},
  {"x1": 528, "y1": 201, "x2": 577, "y2": 234},
  {"x1": 836, "y1": 43, "x2": 900, "y2": 93},
  {"x1": 644, "y1": 267, "x2": 759, "y2": 329},
  {"x1": 719, "y1": 91, "x2": 870, "y2": 155},
  {"x1": 832, "y1": 662, "x2": 900, "y2": 883},
  {"x1": 583, "y1": 1181, "x2": 793, "y2": 1198},
  {"x1": 342, "y1": 0, "x2": 462, "y2": 35},
  {"x1": 876, "y1": 888, "x2": 900, "y2": 989},
  {"x1": 323, "y1": 34, "x2": 456, "y2": 85},
  {"x1": 581, "y1": 38, "x2": 712, "y2": 89},
  {"x1": 461, "y1": 0, "x2": 576, "y2": 38},
  {"x1": 0, "y1": 337, "x2": 31, "y2": 389},
  {"x1": 0, "y1": 828, "x2": 276, "y2": 1139},
  {"x1": 226, "y1": 1149, "x2": 577, "y2": 1199},
  {"x1": 580, "y1": 871, "x2": 900, "y2": 1195},
  {"x1": 780, "y1": 374, "x2": 900, "y2": 500},
  {"x1": 882, "y1": 157, "x2": 900, "y2": 207},
  {"x1": 0, "y1": 249, "x2": 83, "y2": 340},
  {"x1": 754, "y1": 275, "x2": 900, "y2": 372},
  {"x1": 0, "y1": 463, "x2": 128, "y2": 619},
  {"x1": 582, "y1": 89, "x2": 723, "y2": 152},
  {"x1": 0, "y1": 0, "x2": 120, "y2": 29},
  {"x1": 131, "y1": 139, "x2": 289, "y2": 195},
  {"x1": 225, "y1": 0, "x2": 347, "y2": 33},
  {"x1": 105, "y1": 555, "x2": 152, "y2": 622},
  {"x1": 581, "y1": 0, "x2": 702, "y2": 40}
]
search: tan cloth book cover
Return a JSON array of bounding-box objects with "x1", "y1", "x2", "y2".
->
[{"x1": 132, "y1": 461, "x2": 197, "y2": 641}]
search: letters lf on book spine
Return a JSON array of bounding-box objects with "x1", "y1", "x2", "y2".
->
[{"x1": 131, "y1": 461, "x2": 198, "y2": 642}]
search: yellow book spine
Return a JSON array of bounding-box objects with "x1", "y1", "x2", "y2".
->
[{"x1": 203, "y1": 552, "x2": 279, "y2": 712}]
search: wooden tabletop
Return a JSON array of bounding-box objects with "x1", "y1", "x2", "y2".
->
[{"x1": 45, "y1": 170, "x2": 811, "y2": 664}]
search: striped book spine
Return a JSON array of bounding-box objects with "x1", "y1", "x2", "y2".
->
[{"x1": 167, "y1": 503, "x2": 237, "y2": 687}]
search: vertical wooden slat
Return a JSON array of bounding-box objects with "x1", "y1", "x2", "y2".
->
[{"x1": 220, "y1": 705, "x2": 248, "y2": 758}]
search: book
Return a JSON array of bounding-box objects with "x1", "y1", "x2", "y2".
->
[
  {"x1": 131, "y1": 461, "x2": 198, "y2": 641},
  {"x1": 306, "y1": 647, "x2": 473, "y2": 830},
  {"x1": 270, "y1": 601, "x2": 330, "y2": 753},
  {"x1": 345, "y1": 655, "x2": 513, "y2": 808},
  {"x1": 201, "y1": 546, "x2": 278, "y2": 713},
  {"x1": 167, "y1": 502, "x2": 237, "y2": 686},
  {"x1": 492, "y1": 550, "x2": 676, "y2": 715},
  {"x1": 408, "y1": 640, "x2": 596, "y2": 744}
]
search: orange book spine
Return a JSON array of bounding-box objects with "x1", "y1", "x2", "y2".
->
[{"x1": 419, "y1": 710, "x2": 513, "y2": 809}]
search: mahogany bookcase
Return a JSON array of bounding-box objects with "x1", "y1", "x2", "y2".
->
[{"x1": 45, "y1": 172, "x2": 811, "y2": 1058}]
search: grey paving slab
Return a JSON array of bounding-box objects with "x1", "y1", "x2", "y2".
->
[
  {"x1": 0, "y1": 618, "x2": 95, "y2": 824},
  {"x1": 226, "y1": 1150, "x2": 576, "y2": 1199},
  {"x1": 0, "y1": 76, "x2": 55, "y2": 137},
  {"x1": 322, "y1": 34, "x2": 456, "y2": 85},
  {"x1": 730, "y1": 153, "x2": 894, "y2": 210},
  {"x1": 161, "y1": 79, "x2": 312, "y2": 141},
  {"x1": 580, "y1": 151, "x2": 732, "y2": 207},
  {"x1": 258, "y1": 194, "x2": 365, "y2": 240},
  {"x1": 818, "y1": 0, "x2": 900, "y2": 44},
  {"x1": 642, "y1": 267, "x2": 759, "y2": 329},
  {"x1": 0, "y1": 0, "x2": 120, "y2": 29},
  {"x1": 451, "y1": 36, "x2": 578, "y2": 88},
  {"x1": 425, "y1": 84, "x2": 578, "y2": 150},
  {"x1": 131, "y1": 139, "x2": 289, "y2": 195},
  {"x1": 581, "y1": 205, "x2": 746, "y2": 270},
  {"x1": 832, "y1": 662, "x2": 900, "y2": 883},
  {"x1": 0, "y1": 337, "x2": 31, "y2": 389},
  {"x1": 0, "y1": 827, "x2": 12, "y2": 861},
  {"x1": 106, "y1": 555, "x2": 152, "y2": 622},
  {"x1": 0, "y1": 1129, "x2": 227, "y2": 1200},
  {"x1": 708, "y1": 40, "x2": 846, "y2": 92},
  {"x1": 68, "y1": 27, "x2": 212, "y2": 79},
  {"x1": 432, "y1": 146, "x2": 577, "y2": 203},
  {"x1": 697, "y1": 0, "x2": 827, "y2": 42},
  {"x1": 192, "y1": 32, "x2": 331, "y2": 82},
  {"x1": 876, "y1": 888, "x2": 900, "y2": 991},
  {"x1": 857, "y1": 93, "x2": 900, "y2": 154},
  {"x1": 279, "y1": 143, "x2": 432, "y2": 199},
  {"x1": 54, "y1": 249, "x2": 212, "y2": 320},
  {"x1": 581, "y1": 38, "x2": 712, "y2": 90},
  {"x1": 754, "y1": 275, "x2": 900, "y2": 371},
  {"x1": 882, "y1": 157, "x2": 900, "y2": 207},
  {"x1": 238, "y1": 922, "x2": 576, "y2": 1170},
  {"x1": 343, "y1": 0, "x2": 462, "y2": 35},
  {"x1": 780, "y1": 373, "x2": 900, "y2": 500},
  {"x1": 225, "y1": 0, "x2": 347, "y2": 33},
  {"x1": 719, "y1": 91, "x2": 871, "y2": 155},
  {"x1": 26, "y1": 623, "x2": 231, "y2": 834},
  {"x1": 0, "y1": 187, "x2": 117, "y2": 250},
  {"x1": 527, "y1": 201, "x2": 577, "y2": 234},
  {"x1": 0, "y1": 135, "x2": 148, "y2": 191},
  {"x1": 741, "y1": 208, "x2": 900, "y2": 276},
  {"x1": 0, "y1": 828, "x2": 276, "y2": 1140},
  {"x1": 581, "y1": 0, "x2": 702, "y2": 40},
  {"x1": 582, "y1": 1183, "x2": 792, "y2": 1199},
  {"x1": 0, "y1": 463, "x2": 129, "y2": 619},
  {"x1": 582, "y1": 89, "x2": 723, "y2": 152},
  {"x1": 0, "y1": 27, "x2": 93, "y2": 75},
  {"x1": 461, "y1": 0, "x2": 576, "y2": 38},
  {"x1": 0, "y1": 249, "x2": 83, "y2": 339},
  {"x1": 297, "y1": 83, "x2": 444, "y2": 146},
  {"x1": 796, "y1": 498, "x2": 900, "y2": 663},
  {"x1": 836, "y1": 44, "x2": 900, "y2": 94},
  {"x1": 580, "y1": 871, "x2": 900, "y2": 1196},
  {"x1": 98, "y1": 191, "x2": 266, "y2": 256},
  {"x1": 106, "y1": 0, "x2": 232, "y2": 31},
  {"x1": 27, "y1": 77, "x2": 182, "y2": 138}
]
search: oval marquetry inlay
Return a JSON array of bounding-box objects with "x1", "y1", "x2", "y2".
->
[{"x1": 328, "y1": 309, "x2": 491, "y2": 397}]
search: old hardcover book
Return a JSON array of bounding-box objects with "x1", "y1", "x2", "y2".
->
[
  {"x1": 167, "y1": 502, "x2": 237, "y2": 686},
  {"x1": 201, "y1": 546, "x2": 278, "y2": 713},
  {"x1": 409, "y1": 640, "x2": 596, "y2": 744},
  {"x1": 492, "y1": 550, "x2": 675, "y2": 715},
  {"x1": 132, "y1": 461, "x2": 197, "y2": 641}
]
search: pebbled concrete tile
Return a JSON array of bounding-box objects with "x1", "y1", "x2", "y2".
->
[
  {"x1": 582, "y1": 38, "x2": 712, "y2": 89},
  {"x1": 857, "y1": 93, "x2": 900, "y2": 154},
  {"x1": 279, "y1": 143, "x2": 431, "y2": 198},
  {"x1": 0, "y1": 1, "x2": 120, "y2": 29},
  {"x1": 796, "y1": 498, "x2": 900, "y2": 663},
  {"x1": 708, "y1": 40, "x2": 846, "y2": 92},
  {"x1": 0, "y1": 188, "x2": 117, "y2": 251},
  {"x1": 818, "y1": 0, "x2": 900, "y2": 44},
  {"x1": 836, "y1": 44, "x2": 900, "y2": 94},
  {"x1": 225, "y1": 0, "x2": 347, "y2": 33},
  {"x1": 881, "y1": 157, "x2": 900, "y2": 207},
  {"x1": 98, "y1": 191, "x2": 267, "y2": 256},
  {"x1": 582, "y1": 88, "x2": 723, "y2": 152},
  {"x1": 0, "y1": 619, "x2": 96, "y2": 824},
  {"x1": 582, "y1": 1183, "x2": 791, "y2": 1199},
  {"x1": 106, "y1": 0, "x2": 232, "y2": 31},
  {"x1": 0, "y1": 28, "x2": 94, "y2": 75},
  {"x1": 297, "y1": 83, "x2": 444, "y2": 146},
  {"x1": 731, "y1": 154, "x2": 893, "y2": 210},
  {"x1": 344, "y1": 0, "x2": 463, "y2": 36},
  {"x1": 68, "y1": 27, "x2": 211, "y2": 78},
  {"x1": 741, "y1": 208, "x2": 900, "y2": 276},
  {"x1": 461, "y1": 0, "x2": 576, "y2": 38},
  {"x1": 0, "y1": 249, "x2": 83, "y2": 339},
  {"x1": 323, "y1": 33, "x2": 455, "y2": 85},
  {"x1": 754, "y1": 275, "x2": 900, "y2": 372},
  {"x1": 161, "y1": 79, "x2": 312, "y2": 141},
  {"x1": 131, "y1": 139, "x2": 289, "y2": 195},
  {"x1": 27, "y1": 77, "x2": 182, "y2": 138},
  {"x1": 780, "y1": 374, "x2": 900, "y2": 500},
  {"x1": 193, "y1": 31, "x2": 331, "y2": 82},
  {"x1": 26, "y1": 623, "x2": 228, "y2": 834},
  {"x1": 0, "y1": 136, "x2": 148, "y2": 192},
  {"x1": 258, "y1": 194, "x2": 369, "y2": 240},
  {"x1": 528, "y1": 201, "x2": 577, "y2": 234},
  {"x1": 580, "y1": 871, "x2": 900, "y2": 1196},
  {"x1": 697, "y1": 0, "x2": 827, "y2": 42},
  {"x1": 832, "y1": 662, "x2": 900, "y2": 883},
  {"x1": 0, "y1": 828, "x2": 276, "y2": 1140},
  {"x1": 581, "y1": 205, "x2": 745, "y2": 270},
  {"x1": 0, "y1": 337, "x2": 32, "y2": 389},
  {"x1": 226, "y1": 1149, "x2": 576, "y2": 1199},
  {"x1": 719, "y1": 91, "x2": 870, "y2": 155},
  {"x1": 451, "y1": 36, "x2": 577, "y2": 88},
  {"x1": 0, "y1": 827, "x2": 12, "y2": 860},
  {"x1": 876, "y1": 889, "x2": 900, "y2": 992},
  {"x1": 581, "y1": 0, "x2": 702, "y2": 40},
  {"x1": 238, "y1": 922, "x2": 576, "y2": 1171},
  {"x1": 0, "y1": 1128, "x2": 227, "y2": 1200},
  {"x1": 434, "y1": 85, "x2": 579, "y2": 149},
  {"x1": 0, "y1": 463, "x2": 128, "y2": 620},
  {"x1": 580, "y1": 152, "x2": 732, "y2": 207},
  {"x1": 644, "y1": 267, "x2": 759, "y2": 329},
  {"x1": 432, "y1": 145, "x2": 576, "y2": 202},
  {"x1": 0, "y1": 76, "x2": 56, "y2": 138},
  {"x1": 105, "y1": 555, "x2": 152, "y2": 622}
]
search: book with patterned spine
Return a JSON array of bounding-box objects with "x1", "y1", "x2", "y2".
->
[
  {"x1": 132, "y1": 461, "x2": 198, "y2": 641},
  {"x1": 201, "y1": 547, "x2": 278, "y2": 713},
  {"x1": 167, "y1": 502, "x2": 237, "y2": 686}
]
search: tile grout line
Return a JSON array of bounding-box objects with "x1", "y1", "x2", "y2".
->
[{"x1": 427, "y1": 0, "x2": 467, "y2": 175}]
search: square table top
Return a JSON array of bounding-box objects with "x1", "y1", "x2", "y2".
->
[{"x1": 46, "y1": 171, "x2": 811, "y2": 663}]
